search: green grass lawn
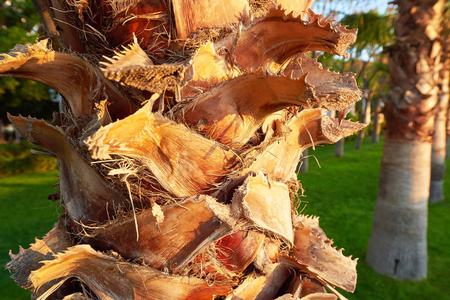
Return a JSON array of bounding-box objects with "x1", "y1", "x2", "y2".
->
[
  {"x1": 0, "y1": 171, "x2": 60, "y2": 300},
  {"x1": 0, "y1": 138, "x2": 449, "y2": 299},
  {"x1": 298, "y1": 138, "x2": 450, "y2": 299}
]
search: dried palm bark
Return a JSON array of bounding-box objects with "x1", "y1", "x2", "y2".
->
[
  {"x1": 3, "y1": 0, "x2": 363, "y2": 299},
  {"x1": 366, "y1": 0, "x2": 444, "y2": 280}
]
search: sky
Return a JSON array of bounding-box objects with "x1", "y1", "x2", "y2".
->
[{"x1": 312, "y1": 0, "x2": 392, "y2": 19}]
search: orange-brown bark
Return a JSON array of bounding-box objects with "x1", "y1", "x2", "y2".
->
[{"x1": 3, "y1": 1, "x2": 364, "y2": 299}]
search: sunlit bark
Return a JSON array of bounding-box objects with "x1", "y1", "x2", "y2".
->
[
  {"x1": 2, "y1": 0, "x2": 365, "y2": 298},
  {"x1": 367, "y1": 0, "x2": 444, "y2": 280}
]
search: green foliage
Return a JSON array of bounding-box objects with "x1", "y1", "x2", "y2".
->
[
  {"x1": 0, "y1": 141, "x2": 57, "y2": 177},
  {"x1": 0, "y1": 0, "x2": 56, "y2": 122},
  {"x1": 341, "y1": 10, "x2": 394, "y2": 55},
  {"x1": 0, "y1": 171, "x2": 60, "y2": 300},
  {"x1": 298, "y1": 138, "x2": 450, "y2": 299}
]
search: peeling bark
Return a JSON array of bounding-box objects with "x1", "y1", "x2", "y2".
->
[
  {"x1": 3, "y1": 0, "x2": 364, "y2": 298},
  {"x1": 0, "y1": 40, "x2": 133, "y2": 120}
]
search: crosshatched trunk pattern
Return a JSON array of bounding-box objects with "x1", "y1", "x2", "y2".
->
[
  {"x1": 366, "y1": 0, "x2": 444, "y2": 280},
  {"x1": 2, "y1": 1, "x2": 364, "y2": 299}
]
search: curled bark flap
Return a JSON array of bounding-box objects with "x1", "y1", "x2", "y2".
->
[
  {"x1": 232, "y1": 172, "x2": 294, "y2": 245},
  {"x1": 284, "y1": 215, "x2": 358, "y2": 293},
  {"x1": 244, "y1": 109, "x2": 366, "y2": 180},
  {"x1": 88, "y1": 195, "x2": 235, "y2": 271},
  {"x1": 178, "y1": 69, "x2": 358, "y2": 147},
  {"x1": 6, "y1": 224, "x2": 71, "y2": 289},
  {"x1": 224, "y1": 8, "x2": 357, "y2": 71},
  {"x1": 30, "y1": 244, "x2": 233, "y2": 300},
  {"x1": 284, "y1": 54, "x2": 362, "y2": 113},
  {"x1": 0, "y1": 40, "x2": 132, "y2": 120},
  {"x1": 8, "y1": 115, "x2": 128, "y2": 224},
  {"x1": 85, "y1": 102, "x2": 237, "y2": 197},
  {"x1": 274, "y1": 0, "x2": 315, "y2": 19}
]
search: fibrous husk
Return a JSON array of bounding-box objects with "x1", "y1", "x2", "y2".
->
[
  {"x1": 243, "y1": 109, "x2": 366, "y2": 181},
  {"x1": 87, "y1": 195, "x2": 236, "y2": 272},
  {"x1": 219, "y1": 7, "x2": 357, "y2": 72},
  {"x1": 0, "y1": 39, "x2": 132, "y2": 120},
  {"x1": 232, "y1": 172, "x2": 294, "y2": 245},
  {"x1": 6, "y1": 224, "x2": 72, "y2": 290},
  {"x1": 172, "y1": 0, "x2": 250, "y2": 39},
  {"x1": 282, "y1": 214, "x2": 358, "y2": 293},
  {"x1": 102, "y1": 0, "x2": 169, "y2": 51},
  {"x1": 177, "y1": 69, "x2": 360, "y2": 147},
  {"x1": 29, "y1": 244, "x2": 233, "y2": 300},
  {"x1": 3, "y1": 1, "x2": 362, "y2": 299},
  {"x1": 188, "y1": 230, "x2": 265, "y2": 280},
  {"x1": 101, "y1": 40, "x2": 194, "y2": 97},
  {"x1": 85, "y1": 101, "x2": 237, "y2": 197},
  {"x1": 8, "y1": 115, "x2": 130, "y2": 225},
  {"x1": 225, "y1": 264, "x2": 292, "y2": 300}
]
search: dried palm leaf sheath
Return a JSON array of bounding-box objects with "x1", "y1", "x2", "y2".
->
[
  {"x1": 3, "y1": 1, "x2": 364, "y2": 299},
  {"x1": 282, "y1": 215, "x2": 358, "y2": 293},
  {"x1": 225, "y1": 8, "x2": 357, "y2": 71},
  {"x1": 244, "y1": 109, "x2": 366, "y2": 181},
  {"x1": 275, "y1": 0, "x2": 315, "y2": 18},
  {"x1": 29, "y1": 245, "x2": 233, "y2": 300},
  {"x1": 101, "y1": 40, "x2": 238, "y2": 98},
  {"x1": 232, "y1": 172, "x2": 294, "y2": 245},
  {"x1": 6, "y1": 224, "x2": 71, "y2": 290},
  {"x1": 225, "y1": 264, "x2": 292, "y2": 300},
  {"x1": 86, "y1": 102, "x2": 237, "y2": 197},
  {"x1": 102, "y1": 0, "x2": 169, "y2": 50},
  {"x1": 172, "y1": 0, "x2": 250, "y2": 39},
  {"x1": 87, "y1": 195, "x2": 235, "y2": 270},
  {"x1": 8, "y1": 115, "x2": 129, "y2": 225},
  {"x1": 177, "y1": 58, "x2": 360, "y2": 147},
  {"x1": 0, "y1": 40, "x2": 132, "y2": 120}
]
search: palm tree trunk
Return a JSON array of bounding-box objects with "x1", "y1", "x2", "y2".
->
[
  {"x1": 355, "y1": 95, "x2": 371, "y2": 149},
  {"x1": 299, "y1": 149, "x2": 309, "y2": 173},
  {"x1": 366, "y1": 0, "x2": 444, "y2": 280},
  {"x1": 335, "y1": 138, "x2": 345, "y2": 157},
  {"x1": 3, "y1": 0, "x2": 364, "y2": 298},
  {"x1": 367, "y1": 136, "x2": 430, "y2": 279},
  {"x1": 371, "y1": 96, "x2": 382, "y2": 143},
  {"x1": 430, "y1": 61, "x2": 449, "y2": 202},
  {"x1": 447, "y1": 108, "x2": 450, "y2": 158}
]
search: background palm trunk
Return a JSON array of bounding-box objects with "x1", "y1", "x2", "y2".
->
[
  {"x1": 367, "y1": 136, "x2": 430, "y2": 279},
  {"x1": 371, "y1": 96, "x2": 383, "y2": 143},
  {"x1": 430, "y1": 61, "x2": 449, "y2": 202},
  {"x1": 366, "y1": 0, "x2": 444, "y2": 280},
  {"x1": 355, "y1": 88, "x2": 373, "y2": 149},
  {"x1": 335, "y1": 139, "x2": 345, "y2": 157}
]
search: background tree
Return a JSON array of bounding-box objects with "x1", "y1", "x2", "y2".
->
[
  {"x1": 317, "y1": 8, "x2": 393, "y2": 156},
  {"x1": 340, "y1": 10, "x2": 393, "y2": 150},
  {"x1": 366, "y1": 0, "x2": 445, "y2": 280},
  {"x1": 429, "y1": 1, "x2": 450, "y2": 202}
]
